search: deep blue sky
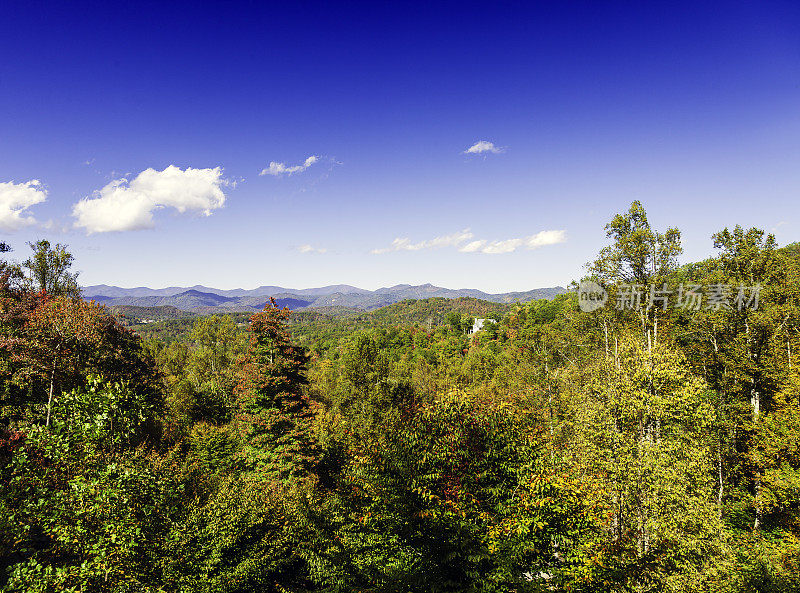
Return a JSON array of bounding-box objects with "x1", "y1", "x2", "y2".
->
[{"x1": 1, "y1": 0, "x2": 798, "y2": 291}]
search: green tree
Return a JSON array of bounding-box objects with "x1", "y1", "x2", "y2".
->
[
  {"x1": 10, "y1": 296, "x2": 161, "y2": 429},
  {"x1": 674, "y1": 226, "x2": 798, "y2": 536},
  {"x1": 564, "y1": 335, "x2": 729, "y2": 591},
  {"x1": 2, "y1": 428, "x2": 178, "y2": 592},
  {"x1": 309, "y1": 391, "x2": 587, "y2": 592},
  {"x1": 18, "y1": 240, "x2": 80, "y2": 297},
  {"x1": 234, "y1": 299, "x2": 317, "y2": 482},
  {"x1": 0, "y1": 240, "x2": 12, "y2": 283},
  {"x1": 186, "y1": 315, "x2": 245, "y2": 424},
  {"x1": 589, "y1": 200, "x2": 682, "y2": 287},
  {"x1": 162, "y1": 475, "x2": 314, "y2": 593}
]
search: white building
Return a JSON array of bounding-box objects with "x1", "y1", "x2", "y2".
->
[{"x1": 469, "y1": 318, "x2": 486, "y2": 334}]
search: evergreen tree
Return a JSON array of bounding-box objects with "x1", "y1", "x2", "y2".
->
[{"x1": 235, "y1": 299, "x2": 317, "y2": 482}]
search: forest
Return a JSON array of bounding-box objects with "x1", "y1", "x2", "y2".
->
[{"x1": 1, "y1": 201, "x2": 799, "y2": 592}]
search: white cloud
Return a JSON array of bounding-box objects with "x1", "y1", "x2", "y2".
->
[
  {"x1": 463, "y1": 140, "x2": 504, "y2": 155},
  {"x1": 298, "y1": 244, "x2": 327, "y2": 254},
  {"x1": 528, "y1": 229, "x2": 566, "y2": 247},
  {"x1": 371, "y1": 229, "x2": 474, "y2": 254},
  {"x1": 72, "y1": 165, "x2": 227, "y2": 233},
  {"x1": 480, "y1": 238, "x2": 524, "y2": 254},
  {"x1": 41, "y1": 219, "x2": 72, "y2": 234},
  {"x1": 260, "y1": 155, "x2": 319, "y2": 176},
  {"x1": 771, "y1": 220, "x2": 787, "y2": 234},
  {"x1": 459, "y1": 240, "x2": 486, "y2": 253},
  {"x1": 472, "y1": 230, "x2": 567, "y2": 254},
  {"x1": 373, "y1": 228, "x2": 565, "y2": 255},
  {"x1": 0, "y1": 179, "x2": 47, "y2": 231}
]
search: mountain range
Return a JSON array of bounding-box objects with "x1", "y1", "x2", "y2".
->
[{"x1": 82, "y1": 283, "x2": 568, "y2": 313}]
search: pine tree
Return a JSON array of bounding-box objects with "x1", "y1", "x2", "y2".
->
[{"x1": 235, "y1": 298, "x2": 317, "y2": 482}]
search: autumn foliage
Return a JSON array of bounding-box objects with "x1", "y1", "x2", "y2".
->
[
  {"x1": 2, "y1": 212, "x2": 800, "y2": 591},
  {"x1": 234, "y1": 298, "x2": 317, "y2": 481}
]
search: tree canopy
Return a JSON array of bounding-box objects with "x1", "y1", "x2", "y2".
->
[{"x1": 2, "y1": 208, "x2": 800, "y2": 592}]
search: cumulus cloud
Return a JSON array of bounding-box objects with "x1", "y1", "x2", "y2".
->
[
  {"x1": 72, "y1": 165, "x2": 227, "y2": 233},
  {"x1": 298, "y1": 244, "x2": 327, "y2": 254},
  {"x1": 373, "y1": 229, "x2": 565, "y2": 255},
  {"x1": 260, "y1": 155, "x2": 319, "y2": 176},
  {"x1": 463, "y1": 140, "x2": 504, "y2": 155},
  {"x1": 0, "y1": 179, "x2": 48, "y2": 231},
  {"x1": 371, "y1": 229, "x2": 474, "y2": 254}
]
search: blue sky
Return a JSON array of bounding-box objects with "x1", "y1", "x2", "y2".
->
[{"x1": 1, "y1": 0, "x2": 798, "y2": 292}]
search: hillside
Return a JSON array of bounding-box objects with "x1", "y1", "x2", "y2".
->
[
  {"x1": 353, "y1": 297, "x2": 509, "y2": 327},
  {"x1": 127, "y1": 296, "x2": 515, "y2": 346},
  {"x1": 84, "y1": 283, "x2": 567, "y2": 313},
  {"x1": 110, "y1": 305, "x2": 196, "y2": 325}
]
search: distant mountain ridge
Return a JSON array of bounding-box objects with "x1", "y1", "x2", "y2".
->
[
  {"x1": 84, "y1": 284, "x2": 367, "y2": 298},
  {"x1": 83, "y1": 283, "x2": 567, "y2": 313}
]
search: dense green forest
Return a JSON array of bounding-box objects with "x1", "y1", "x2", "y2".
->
[
  {"x1": 128, "y1": 297, "x2": 509, "y2": 353},
  {"x1": 112, "y1": 305, "x2": 197, "y2": 326},
  {"x1": 2, "y1": 203, "x2": 799, "y2": 592}
]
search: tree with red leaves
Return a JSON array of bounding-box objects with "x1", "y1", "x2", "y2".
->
[
  {"x1": 0, "y1": 240, "x2": 161, "y2": 428},
  {"x1": 235, "y1": 298, "x2": 317, "y2": 481},
  {"x1": 24, "y1": 297, "x2": 102, "y2": 426},
  {"x1": 0, "y1": 291, "x2": 161, "y2": 428}
]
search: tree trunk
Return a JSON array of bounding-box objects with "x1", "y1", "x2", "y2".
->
[
  {"x1": 45, "y1": 355, "x2": 57, "y2": 427},
  {"x1": 717, "y1": 440, "x2": 724, "y2": 521},
  {"x1": 752, "y1": 386, "x2": 762, "y2": 531}
]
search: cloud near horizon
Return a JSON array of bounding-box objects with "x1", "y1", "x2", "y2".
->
[
  {"x1": 460, "y1": 230, "x2": 567, "y2": 254},
  {"x1": 72, "y1": 165, "x2": 227, "y2": 233},
  {"x1": 371, "y1": 229, "x2": 475, "y2": 254},
  {"x1": 298, "y1": 244, "x2": 327, "y2": 254},
  {"x1": 463, "y1": 140, "x2": 504, "y2": 155},
  {"x1": 0, "y1": 179, "x2": 48, "y2": 231},
  {"x1": 260, "y1": 155, "x2": 319, "y2": 176},
  {"x1": 373, "y1": 229, "x2": 565, "y2": 255}
]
